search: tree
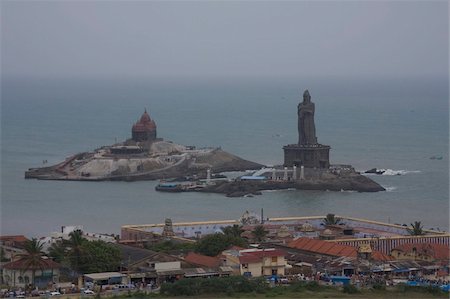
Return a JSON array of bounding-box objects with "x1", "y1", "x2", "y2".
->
[
  {"x1": 77, "y1": 241, "x2": 121, "y2": 273},
  {"x1": 322, "y1": 213, "x2": 342, "y2": 226},
  {"x1": 49, "y1": 230, "x2": 121, "y2": 274},
  {"x1": 66, "y1": 230, "x2": 87, "y2": 273},
  {"x1": 222, "y1": 225, "x2": 244, "y2": 238},
  {"x1": 407, "y1": 221, "x2": 424, "y2": 235},
  {"x1": 17, "y1": 238, "x2": 47, "y2": 287},
  {"x1": 48, "y1": 241, "x2": 67, "y2": 264},
  {"x1": 196, "y1": 233, "x2": 246, "y2": 256},
  {"x1": 252, "y1": 225, "x2": 268, "y2": 242}
]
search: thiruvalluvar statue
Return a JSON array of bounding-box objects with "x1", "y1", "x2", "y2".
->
[{"x1": 298, "y1": 90, "x2": 318, "y2": 145}]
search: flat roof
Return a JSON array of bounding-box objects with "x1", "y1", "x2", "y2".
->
[{"x1": 84, "y1": 272, "x2": 126, "y2": 280}]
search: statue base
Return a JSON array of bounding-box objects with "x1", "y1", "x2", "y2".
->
[{"x1": 283, "y1": 144, "x2": 330, "y2": 168}]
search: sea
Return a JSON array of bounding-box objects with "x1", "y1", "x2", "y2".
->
[{"x1": 1, "y1": 76, "x2": 449, "y2": 237}]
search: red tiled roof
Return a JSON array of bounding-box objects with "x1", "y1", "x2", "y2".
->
[
  {"x1": 184, "y1": 252, "x2": 221, "y2": 268},
  {"x1": 372, "y1": 251, "x2": 392, "y2": 261},
  {"x1": 0, "y1": 235, "x2": 29, "y2": 243},
  {"x1": 238, "y1": 249, "x2": 286, "y2": 264},
  {"x1": 392, "y1": 243, "x2": 450, "y2": 260},
  {"x1": 288, "y1": 237, "x2": 391, "y2": 261},
  {"x1": 2, "y1": 258, "x2": 61, "y2": 270}
]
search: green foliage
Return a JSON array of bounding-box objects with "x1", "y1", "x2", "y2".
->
[
  {"x1": 304, "y1": 281, "x2": 320, "y2": 291},
  {"x1": 252, "y1": 225, "x2": 268, "y2": 242},
  {"x1": 323, "y1": 213, "x2": 342, "y2": 226},
  {"x1": 0, "y1": 247, "x2": 9, "y2": 262},
  {"x1": 407, "y1": 221, "x2": 425, "y2": 235},
  {"x1": 76, "y1": 240, "x2": 121, "y2": 273},
  {"x1": 48, "y1": 231, "x2": 121, "y2": 274},
  {"x1": 372, "y1": 282, "x2": 386, "y2": 290},
  {"x1": 145, "y1": 240, "x2": 196, "y2": 253},
  {"x1": 195, "y1": 233, "x2": 247, "y2": 256},
  {"x1": 342, "y1": 284, "x2": 359, "y2": 294},
  {"x1": 222, "y1": 224, "x2": 244, "y2": 238},
  {"x1": 395, "y1": 284, "x2": 443, "y2": 294},
  {"x1": 160, "y1": 276, "x2": 269, "y2": 296},
  {"x1": 48, "y1": 241, "x2": 67, "y2": 264}
]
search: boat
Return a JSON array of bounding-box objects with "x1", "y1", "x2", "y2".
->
[
  {"x1": 155, "y1": 182, "x2": 207, "y2": 192},
  {"x1": 155, "y1": 183, "x2": 184, "y2": 192}
]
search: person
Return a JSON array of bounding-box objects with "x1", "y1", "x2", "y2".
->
[{"x1": 298, "y1": 90, "x2": 318, "y2": 145}]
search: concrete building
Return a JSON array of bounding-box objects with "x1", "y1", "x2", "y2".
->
[
  {"x1": 237, "y1": 248, "x2": 287, "y2": 277},
  {"x1": 2, "y1": 258, "x2": 61, "y2": 288}
]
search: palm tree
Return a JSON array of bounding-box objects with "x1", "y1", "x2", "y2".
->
[
  {"x1": 322, "y1": 213, "x2": 342, "y2": 226},
  {"x1": 48, "y1": 241, "x2": 67, "y2": 264},
  {"x1": 222, "y1": 224, "x2": 244, "y2": 238},
  {"x1": 407, "y1": 221, "x2": 424, "y2": 235},
  {"x1": 17, "y1": 238, "x2": 47, "y2": 287},
  {"x1": 67, "y1": 230, "x2": 87, "y2": 273},
  {"x1": 252, "y1": 225, "x2": 268, "y2": 242}
]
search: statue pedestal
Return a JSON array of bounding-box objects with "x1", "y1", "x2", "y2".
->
[{"x1": 283, "y1": 144, "x2": 330, "y2": 168}]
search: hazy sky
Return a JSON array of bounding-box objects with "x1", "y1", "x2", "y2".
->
[{"x1": 1, "y1": 1, "x2": 448, "y2": 79}]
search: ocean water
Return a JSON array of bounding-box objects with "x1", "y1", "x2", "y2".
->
[{"x1": 1, "y1": 76, "x2": 448, "y2": 237}]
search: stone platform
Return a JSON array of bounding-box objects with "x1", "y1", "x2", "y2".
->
[{"x1": 283, "y1": 143, "x2": 330, "y2": 168}]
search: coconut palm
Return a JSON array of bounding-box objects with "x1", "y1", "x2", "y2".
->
[
  {"x1": 67, "y1": 230, "x2": 87, "y2": 273},
  {"x1": 322, "y1": 213, "x2": 342, "y2": 226},
  {"x1": 407, "y1": 221, "x2": 424, "y2": 235},
  {"x1": 16, "y1": 238, "x2": 47, "y2": 287},
  {"x1": 252, "y1": 225, "x2": 268, "y2": 242},
  {"x1": 221, "y1": 224, "x2": 244, "y2": 238}
]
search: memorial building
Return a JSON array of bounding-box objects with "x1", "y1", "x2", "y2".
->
[{"x1": 132, "y1": 109, "x2": 157, "y2": 142}]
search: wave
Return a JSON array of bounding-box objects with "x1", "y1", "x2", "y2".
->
[
  {"x1": 382, "y1": 169, "x2": 421, "y2": 176},
  {"x1": 363, "y1": 168, "x2": 421, "y2": 176},
  {"x1": 384, "y1": 186, "x2": 397, "y2": 192}
]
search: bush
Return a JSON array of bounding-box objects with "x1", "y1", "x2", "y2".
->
[
  {"x1": 288, "y1": 281, "x2": 306, "y2": 292},
  {"x1": 342, "y1": 284, "x2": 359, "y2": 294},
  {"x1": 160, "y1": 276, "x2": 269, "y2": 296},
  {"x1": 372, "y1": 282, "x2": 386, "y2": 290},
  {"x1": 305, "y1": 281, "x2": 320, "y2": 291}
]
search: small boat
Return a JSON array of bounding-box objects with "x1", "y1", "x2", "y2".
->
[
  {"x1": 155, "y1": 182, "x2": 206, "y2": 192},
  {"x1": 155, "y1": 183, "x2": 184, "y2": 192}
]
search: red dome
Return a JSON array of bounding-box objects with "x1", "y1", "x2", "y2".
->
[
  {"x1": 140, "y1": 110, "x2": 152, "y2": 123},
  {"x1": 132, "y1": 110, "x2": 157, "y2": 133}
]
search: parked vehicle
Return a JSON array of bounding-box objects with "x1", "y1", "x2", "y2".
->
[
  {"x1": 83, "y1": 289, "x2": 95, "y2": 295},
  {"x1": 49, "y1": 291, "x2": 61, "y2": 296}
]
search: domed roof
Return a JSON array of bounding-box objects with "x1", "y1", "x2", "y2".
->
[
  {"x1": 301, "y1": 222, "x2": 314, "y2": 232},
  {"x1": 277, "y1": 225, "x2": 291, "y2": 238},
  {"x1": 140, "y1": 110, "x2": 152, "y2": 123},
  {"x1": 132, "y1": 110, "x2": 157, "y2": 132},
  {"x1": 323, "y1": 229, "x2": 333, "y2": 235}
]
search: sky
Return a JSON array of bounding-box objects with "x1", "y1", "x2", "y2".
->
[{"x1": 1, "y1": 1, "x2": 448, "y2": 80}]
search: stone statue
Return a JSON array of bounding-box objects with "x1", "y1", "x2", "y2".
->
[{"x1": 298, "y1": 90, "x2": 317, "y2": 145}]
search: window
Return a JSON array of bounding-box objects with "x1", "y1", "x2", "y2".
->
[
  {"x1": 271, "y1": 256, "x2": 277, "y2": 263},
  {"x1": 242, "y1": 263, "x2": 248, "y2": 269}
]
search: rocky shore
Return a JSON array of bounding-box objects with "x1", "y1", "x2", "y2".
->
[{"x1": 198, "y1": 170, "x2": 385, "y2": 197}]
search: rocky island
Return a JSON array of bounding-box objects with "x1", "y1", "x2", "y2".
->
[
  {"x1": 26, "y1": 91, "x2": 385, "y2": 195},
  {"x1": 155, "y1": 90, "x2": 385, "y2": 196},
  {"x1": 25, "y1": 110, "x2": 263, "y2": 181}
]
